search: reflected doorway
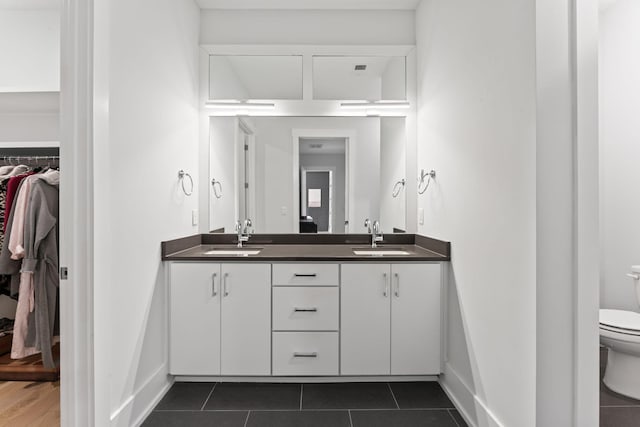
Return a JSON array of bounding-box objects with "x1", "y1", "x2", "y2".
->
[{"x1": 297, "y1": 137, "x2": 347, "y2": 233}]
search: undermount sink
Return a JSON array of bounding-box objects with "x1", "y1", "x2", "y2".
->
[
  {"x1": 204, "y1": 248, "x2": 263, "y2": 256},
  {"x1": 352, "y1": 248, "x2": 411, "y2": 256}
]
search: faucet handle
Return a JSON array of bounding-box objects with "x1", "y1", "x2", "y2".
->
[
  {"x1": 243, "y1": 218, "x2": 253, "y2": 235},
  {"x1": 234, "y1": 220, "x2": 242, "y2": 232},
  {"x1": 364, "y1": 218, "x2": 372, "y2": 234}
]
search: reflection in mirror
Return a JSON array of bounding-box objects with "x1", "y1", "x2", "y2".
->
[
  {"x1": 313, "y1": 56, "x2": 406, "y2": 101},
  {"x1": 209, "y1": 117, "x2": 408, "y2": 234},
  {"x1": 209, "y1": 55, "x2": 303, "y2": 100}
]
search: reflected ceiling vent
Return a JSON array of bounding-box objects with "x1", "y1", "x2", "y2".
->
[
  {"x1": 354, "y1": 65, "x2": 367, "y2": 71},
  {"x1": 309, "y1": 143, "x2": 323, "y2": 149}
]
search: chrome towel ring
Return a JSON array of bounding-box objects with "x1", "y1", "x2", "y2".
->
[
  {"x1": 211, "y1": 178, "x2": 223, "y2": 199},
  {"x1": 418, "y1": 169, "x2": 436, "y2": 195},
  {"x1": 392, "y1": 179, "x2": 406, "y2": 198},
  {"x1": 178, "y1": 170, "x2": 194, "y2": 196}
]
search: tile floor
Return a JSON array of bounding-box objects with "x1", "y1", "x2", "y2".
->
[
  {"x1": 143, "y1": 381, "x2": 468, "y2": 427},
  {"x1": 600, "y1": 348, "x2": 640, "y2": 427}
]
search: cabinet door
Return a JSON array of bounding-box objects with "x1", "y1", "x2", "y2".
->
[
  {"x1": 391, "y1": 263, "x2": 441, "y2": 375},
  {"x1": 169, "y1": 262, "x2": 221, "y2": 375},
  {"x1": 220, "y1": 263, "x2": 271, "y2": 375},
  {"x1": 341, "y1": 264, "x2": 391, "y2": 375}
]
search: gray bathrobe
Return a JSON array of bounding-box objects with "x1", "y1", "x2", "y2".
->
[{"x1": 21, "y1": 178, "x2": 59, "y2": 369}]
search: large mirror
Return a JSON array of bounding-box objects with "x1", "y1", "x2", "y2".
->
[{"x1": 208, "y1": 116, "x2": 408, "y2": 234}]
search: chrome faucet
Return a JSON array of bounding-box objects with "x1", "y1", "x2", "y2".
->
[
  {"x1": 364, "y1": 218, "x2": 372, "y2": 234},
  {"x1": 372, "y1": 220, "x2": 383, "y2": 248},
  {"x1": 235, "y1": 219, "x2": 252, "y2": 247}
]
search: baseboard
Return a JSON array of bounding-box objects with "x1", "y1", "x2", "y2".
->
[
  {"x1": 439, "y1": 363, "x2": 504, "y2": 427},
  {"x1": 110, "y1": 364, "x2": 174, "y2": 427},
  {"x1": 175, "y1": 375, "x2": 438, "y2": 383}
]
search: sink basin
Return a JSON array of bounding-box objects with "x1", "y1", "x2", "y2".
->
[
  {"x1": 352, "y1": 248, "x2": 411, "y2": 256},
  {"x1": 204, "y1": 248, "x2": 263, "y2": 256}
]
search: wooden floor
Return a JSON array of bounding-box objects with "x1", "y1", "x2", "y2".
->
[{"x1": 0, "y1": 380, "x2": 60, "y2": 426}]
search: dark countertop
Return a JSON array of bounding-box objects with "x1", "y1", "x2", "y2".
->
[{"x1": 162, "y1": 234, "x2": 450, "y2": 262}]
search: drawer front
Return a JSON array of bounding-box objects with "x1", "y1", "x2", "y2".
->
[
  {"x1": 272, "y1": 332, "x2": 339, "y2": 376},
  {"x1": 272, "y1": 264, "x2": 339, "y2": 287},
  {"x1": 273, "y1": 287, "x2": 339, "y2": 331}
]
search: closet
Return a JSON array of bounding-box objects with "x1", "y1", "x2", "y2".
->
[{"x1": 0, "y1": 147, "x2": 60, "y2": 381}]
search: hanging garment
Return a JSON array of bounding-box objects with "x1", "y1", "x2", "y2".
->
[
  {"x1": 4, "y1": 172, "x2": 34, "y2": 233},
  {"x1": 0, "y1": 179, "x2": 27, "y2": 296},
  {"x1": 19, "y1": 175, "x2": 59, "y2": 368},
  {"x1": 8, "y1": 174, "x2": 37, "y2": 261}
]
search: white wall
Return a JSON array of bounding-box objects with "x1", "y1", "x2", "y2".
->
[
  {"x1": 92, "y1": 0, "x2": 200, "y2": 425},
  {"x1": 0, "y1": 92, "x2": 59, "y2": 142},
  {"x1": 209, "y1": 117, "x2": 238, "y2": 232},
  {"x1": 251, "y1": 116, "x2": 380, "y2": 233},
  {"x1": 416, "y1": 1, "x2": 536, "y2": 427},
  {"x1": 600, "y1": 0, "x2": 640, "y2": 311},
  {"x1": 200, "y1": 9, "x2": 415, "y2": 45},
  {"x1": 0, "y1": 9, "x2": 60, "y2": 92},
  {"x1": 379, "y1": 117, "x2": 406, "y2": 232}
]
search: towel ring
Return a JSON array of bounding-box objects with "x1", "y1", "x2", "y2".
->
[
  {"x1": 418, "y1": 169, "x2": 436, "y2": 195},
  {"x1": 392, "y1": 179, "x2": 406, "y2": 198},
  {"x1": 211, "y1": 178, "x2": 223, "y2": 199},
  {"x1": 178, "y1": 170, "x2": 194, "y2": 196}
]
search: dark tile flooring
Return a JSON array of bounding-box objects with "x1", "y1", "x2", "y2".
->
[
  {"x1": 601, "y1": 348, "x2": 640, "y2": 427},
  {"x1": 144, "y1": 381, "x2": 468, "y2": 427}
]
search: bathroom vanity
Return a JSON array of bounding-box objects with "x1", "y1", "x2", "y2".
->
[{"x1": 162, "y1": 234, "x2": 450, "y2": 380}]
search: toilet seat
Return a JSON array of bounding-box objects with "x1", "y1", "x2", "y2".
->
[{"x1": 600, "y1": 309, "x2": 640, "y2": 334}]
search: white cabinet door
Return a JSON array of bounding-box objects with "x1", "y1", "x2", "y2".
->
[
  {"x1": 391, "y1": 263, "x2": 442, "y2": 375},
  {"x1": 220, "y1": 263, "x2": 271, "y2": 375},
  {"x1": 341, "y1": 264, "x2": 391, "y2": 375},
  {"x1": 169, "y1": 262, "x2": 221, "y2": 375}
]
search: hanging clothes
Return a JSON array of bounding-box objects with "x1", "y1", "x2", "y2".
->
[{"x1": 20, "y1": 172, "x2": 59, "y2": 368}]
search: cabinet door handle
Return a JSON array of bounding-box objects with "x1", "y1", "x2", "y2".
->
[
  {"x1": 394, "y1": 273, "x2": 400, "y2": 297},
  {"x1": 383, "y1": 273, "x2": 389, "y2": 297},
  {"x1": 223, "y1": 272, "x2": 229, "y2": 296},
  {"x1": 293, "y1": 352, "x2": 318, "y2": 358},
  {"x1": 294, "y1": 273, "x2": 317, "y2": 277},
  {"x1": 211, "y1": 272, "x2": 218, "y2": 297},
  {"x1": 294, "y1": 307, "x2": 318, "y2": 312}
]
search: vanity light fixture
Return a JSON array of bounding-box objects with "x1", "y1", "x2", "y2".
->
[
  {"x1": 339, "y1": 101, "x2": 411, "y2": 111},
  {"x1": 204, "y1": 100, "x2": 276, "y2": 111}
]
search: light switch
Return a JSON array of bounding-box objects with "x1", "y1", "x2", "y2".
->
[
  {"x1": 419, "y1": 208, "x2": 424, "y2": 225},
  {"x1": 192, "y1": 209, "x2": 198, "y2": 226}
]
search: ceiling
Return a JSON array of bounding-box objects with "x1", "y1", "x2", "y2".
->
[
  {"x1": 196, "y1": 0, "x2": 421, "y2": 10},
  {"x1": 0, "y1": 0, "x2": 59, "y2": 8},
  {"x1": 299, "y1": 138, "x2": 347, "y2": 155}
]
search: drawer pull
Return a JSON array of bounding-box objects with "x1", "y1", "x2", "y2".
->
[
  {"x1": 383, "y1": 272, "x2": 389, "y2": 297},
  {"x1": 294, "y1": 273, "x2": 317, "y2": 277},
  {"x1": 294, "y1": 307, "x2": 318, "y2": 312},
  {"x1": 293, "y1": 352, "x2": 318, "y2": 358},
  {"x1": 211, "y1": 273, "x2": 218, "y2": 297},
  {"x1": 394, "y1": 272, "x2": 400, "y2": 297},
  {"x1": 223, "y1": 272, "x2": 229, "y2": 296}
]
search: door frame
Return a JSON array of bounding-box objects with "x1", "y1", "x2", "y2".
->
[
  {"x1": 235, "y1": 118, "x2": 256, "y2": 224},
  {"x1": 300, "y1": 167, "x2": 335, "y2": 233},
  {"x1": 292, "y1": 129, "x2": 353, "y2": 233}
]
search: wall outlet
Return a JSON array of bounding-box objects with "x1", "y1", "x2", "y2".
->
[
  {"x1": 192, "y1": 209, "x2": 198, "y2": 226},
  {"x1": 281, "y1": 206, "x2": 287, "y2": 216},
  {"x1": 419, "y1": 208, "x2": 425, "y2": 225}
]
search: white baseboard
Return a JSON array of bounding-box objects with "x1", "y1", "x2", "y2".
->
[
  {"x1": 439, "y1": 363, "x2": 504, "y2": 427},
  {"x1": 174, "y1": 375, "x2": 438, "y2": 383},
  {"x1": 110, "y1": 364, "x2": 174, "y2": 427}
]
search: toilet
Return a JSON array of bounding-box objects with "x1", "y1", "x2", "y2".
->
[{"x1": 600, "y1": 265, "x2": 640, "y2": 400}]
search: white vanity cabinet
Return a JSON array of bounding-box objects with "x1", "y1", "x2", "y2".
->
[
  {"x1": 341, "y1": 263, "x2": 442, "y2": 376},
  {"x1": 271, "y1": 263, "x2": 340, "y2": 376},
  {"x1": 169, "y1": 262, "x2": 271, "y2": 376}
]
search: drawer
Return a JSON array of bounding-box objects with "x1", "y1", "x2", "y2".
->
[
  {"x1": 272, "y1": 332, "x2": 339, "y2": 376},
  {"x1": 272, "y1": 264, "x2": 339, "y2": 287},
  {"x1": 273, "y1": 287, "x2": 339, "y2": 331}
]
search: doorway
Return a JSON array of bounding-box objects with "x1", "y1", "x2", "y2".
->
[
  {"x1": 296, "y1": 136, "x2": 347, "y2": 233},
  {"x1": 236, "y1": 119, "x2": 256, "y2": 224}
]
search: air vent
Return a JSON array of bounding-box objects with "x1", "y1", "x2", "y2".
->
[
  {"x1": 354, "y1": 65, "x2": 367, "y2": 71},
  {"x1": 309, "y1": 143, "x2": 323, "y2": 149}
]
